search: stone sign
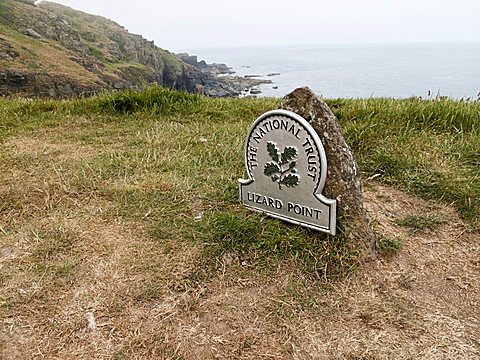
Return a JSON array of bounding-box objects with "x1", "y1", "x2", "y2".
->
[{"x1": 239, "y1": 109, "x2": 337, "y2": 235}]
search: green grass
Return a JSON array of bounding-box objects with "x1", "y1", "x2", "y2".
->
[
  {"x1": 1, "y1": 87, "x2": 479, "y2": 284},
  {"x1": 3, "y1": 87, "x2": 478, "y2": 228},
  {"x1": 377, "y1": 237, "x2": 403, "y2": 258},
  {"x1": 329, "y1": 97, "x2": 480, "y2": 225},
  {"x1": 395, "y1": 214, "x2": 445, "y2": 233},
  {"x1": 14, "y1": 0, "x2": 36, "y2": 5},
  {"x1": 192, "y1": 208, "x2": 358, "y2": 279},
  {"x1": 87, "y1": 45, "x2": 107, "y2": 62}
]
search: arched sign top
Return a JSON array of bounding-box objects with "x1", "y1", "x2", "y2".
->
[{"x1": 239, "y1": 109, "x2": 337, "y2": 235}]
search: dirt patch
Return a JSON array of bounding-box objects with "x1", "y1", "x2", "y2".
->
[
  {"x1": 1, "y1": 184, "x2": 479, "y2": 359},
  {"x1": 1, "y1": 212, "x2": 150, "y2": 358}
]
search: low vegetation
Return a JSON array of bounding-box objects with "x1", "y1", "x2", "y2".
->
[
  {"x1": 395, "y1": 214, "x2": 445, "y2": 234},
  {"x1": 1, "y1": 87, "x2": 479, "y2": 358},
  {"x1": 2, "y1": 87, "x2": 479, "y2": 226},
  {"x1": 377, "y1": 236, "x2": 403, "y2": 258},
  {"x1": 330, "y1": 97, "x2": 480, "y2": 226}
]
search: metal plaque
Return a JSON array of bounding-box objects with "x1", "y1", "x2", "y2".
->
[{"x1": 239, "y1": 110, "x2": 337, "y2": 235}]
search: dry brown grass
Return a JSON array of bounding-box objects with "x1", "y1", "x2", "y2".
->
[
  {"x1": 5, "y1": 136, "x2": 99, "y2": 161},
  {"x1": 1, "y1": 108, "x2": 479, "y2": 359}
]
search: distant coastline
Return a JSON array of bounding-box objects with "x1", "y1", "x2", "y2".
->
[{"x1": 192, "y1": 42, "x2": 480, "y2": 99}]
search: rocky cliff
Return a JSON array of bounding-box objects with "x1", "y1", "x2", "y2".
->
[{"x1": 0, "y1": 0, "x2": 256, "y2": 98}]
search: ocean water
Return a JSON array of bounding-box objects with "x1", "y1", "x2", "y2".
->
[{"x1": 191, "y1": 42, "x2": 480, "y2": 99}]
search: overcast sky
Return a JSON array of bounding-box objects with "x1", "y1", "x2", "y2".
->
[{"x1": 51, "y1": 0, "x2": 480, "y2": 52}]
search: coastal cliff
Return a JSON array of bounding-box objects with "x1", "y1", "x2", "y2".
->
[{"x1": 0, "y1": 0, "x2": 258, "y2": 98}]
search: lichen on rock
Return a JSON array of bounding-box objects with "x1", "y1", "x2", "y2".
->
[{"x1": 281, "y1": 87, "x2": 377, "y2": 258}]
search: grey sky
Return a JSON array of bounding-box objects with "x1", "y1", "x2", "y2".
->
[{"x1": 52, "y1": 0, "x2": 480, "y2": 51}]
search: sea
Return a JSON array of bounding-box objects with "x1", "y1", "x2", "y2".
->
[{"x1": 190, "y1": 42, "x2": 480, "y2": 99}]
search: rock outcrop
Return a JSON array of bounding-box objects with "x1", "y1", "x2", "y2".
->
[
  {"x1": 0, "y1": 38, "x2": 19, "y2": 61},
  {"x1": 0, "y1": 0, "x2": 259, "y2": 98},
  {"x1": 281, "y1": 87, "x2": 377, "y2": 258}
]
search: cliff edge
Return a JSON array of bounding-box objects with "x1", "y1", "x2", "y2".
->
[{"x1": 0, "y1": 0, "x2": 254, "y2": 98}]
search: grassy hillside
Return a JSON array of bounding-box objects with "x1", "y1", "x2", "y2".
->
[
  {"x1": 0, "y1": 0, "x2": 235, "y2": 98},
  {"x1": 1, "y1": 89, "x2": 479, "y2": 358},
  {"x1": 0, "y1": 1, "x2": 102, "y2": 85}
]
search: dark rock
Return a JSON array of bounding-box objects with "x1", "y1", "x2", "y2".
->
[
  {"x1": 58, "y1": 83, "x2": 72, "y2": 95},
  {"x1": 178, "y1": 53, "x2": 201, "y2": 67},
  {"x1": 250, "y1": 89, "x2": 262, "y2": 95},
  {"x1": 267, "y1": 72, "x2": 280, "y2": 77},
  {"x1": 0, "y1": 38, "x2": 19, "y2": 61},
  {"x1": 0, "y1": 68, "x2": 101, "y2": 99},
  {"x1": 244, "y1": 74, "x2": 261, "y2": 78},
  {"x1": 272, "y1": 86, "x2": 278, "y2": 89},
  {"x1": 206, "y1": 87, "x2": 234, "y2": 98},
  {"x1": 197, "y1": 60, "x2": 208, "y2": 68},
  {"x1": 6, "y1": 71, "x2": 28, "y2": 87},
  {"x1": 207, "y1": 63, "x2": 233, "y2": 75},
  {"x1": 176, "y1": 53, "x2": 233, "y2": 75},
  {"x1": 280, "y1": 87, "x2": 377, "y2": 258}
]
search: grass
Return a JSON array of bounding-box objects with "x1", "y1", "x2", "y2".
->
[
  {"x1": 329, "y1": 97, "x2": 480, "y2": 226},
  {"x1": 1, "y1": 87, "x2": 479, "y2": 358},
  {"x1": 194, "y1": 209, "x2": 358, "y2": 280},
  {"x1": 1, "y1": 87, "x2": 478, "y2": 284},
  {"x1": 377, "y1": 236, "x2": 403, "y2": 258},
  {"x1": 395, "y1": 214, "x2": 445, "y2": 234},
  {"x1": 2, "y1": 87, "x2": 478, "y2": 225}
]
